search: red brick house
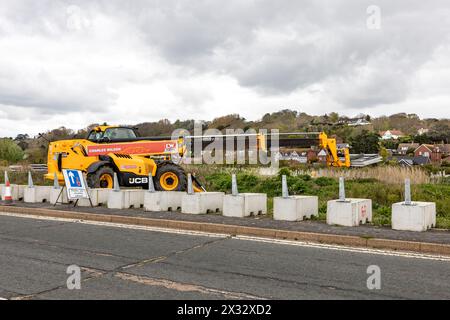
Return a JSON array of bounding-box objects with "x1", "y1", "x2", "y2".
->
[
  {"x1": 414, "y1": 144, "x2": 450, "y2": 164},
  {"x1": 397, "y1": 143, "x2": 419, "y2": 155}
]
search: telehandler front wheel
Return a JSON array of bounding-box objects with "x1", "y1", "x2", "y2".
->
[
  {"x1": 87, "y1": 166, "x2": 115, "y2": 189},
  {"x1": 154, "y1": 163, "x2": 187, "y2": 191}
]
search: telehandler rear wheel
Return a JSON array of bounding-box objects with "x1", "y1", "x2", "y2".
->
[
  {"x1": 87, "y1": 166, "x2": 115, "y2": 189},
  {"x1": 154, "y1": 163, "x2": 187, "y2": 191}
]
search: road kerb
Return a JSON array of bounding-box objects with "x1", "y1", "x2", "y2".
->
[
  {"x1": 367, "y1": 238, "x2": 421, "y2": 252},
  {"x1": 0, "y1": 206, "x2": 449, "y2": 256},
  {"x1": 419, "y1": 242, "x2": 450, "y2": 256}
]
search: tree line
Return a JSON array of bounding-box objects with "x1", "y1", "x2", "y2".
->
[{"x1": 1, "y1": 110, "x2": 449, "y2": 164}]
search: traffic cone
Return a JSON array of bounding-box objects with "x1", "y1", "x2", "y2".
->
[{"x1": 2, "y1": 180, "x2": 13, "y2": 206}]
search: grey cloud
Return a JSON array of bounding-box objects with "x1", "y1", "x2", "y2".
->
[
  {"x1": 0, "y1": 65, "x2": 116, "y2": 112},
  {"x1": 1, "y1": 0, "x2": 450, "y2": 117},
  {"x1": 119, "y1": 0, "x2": 450, "y2": 105}
]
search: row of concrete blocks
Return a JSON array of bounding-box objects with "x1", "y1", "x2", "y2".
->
[
  {"x1": 0, "y1": 184, "x2": 109, "y2": 207},
  {"x1": 1, "y1": 185, "x2": 436, "y2": 232},
  {"x1": 0, "y1": 185, "x2": 268, "y2": 217},
  {"x1": 0, "y1": 184, "x2": 317, "y2": 220},
  {"x1": 110, "y1": 190, "x2": 268, "y2": 217},
  {"x1": 113, "y1": 191, "x2": 436, "y2": 232}
]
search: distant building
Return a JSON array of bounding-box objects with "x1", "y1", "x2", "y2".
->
[
  {"x1": 337, "y1": 143, "x2": 350, "y2": 149},
  {"x1": 397, "y1": 143, "x2": 419, "y2": 155},
  {"x1": 414, "y1": 144, "x2": 450, "y2": 164},
  {"x1": 417, "y1": 128, "x2": 430, "y2": 136},
  {"x1": 350, "y1": 154, "x2": 383, "y2": 167},
  {"x1": 396, "y1": 156, "x2": 431, "y2": 167},
  {"x1": 379, "y1": 130, "x2": 405, "y2": 140},
  {"x1": 275, "y1": 148, "x2": 320, "y2": 164},
  {"x1": 317, "y1": 149, "x2": 327, "y2": 164},
  {"x1": 348, "y1": 119, "x2": 371, "y2": 127}
]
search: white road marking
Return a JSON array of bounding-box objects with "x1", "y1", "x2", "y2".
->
[
  {"x1": 235, "y1": 235, "x2": 450, "y2": 262},
  {"x1": 0, "y1": 211, "x2": 229, "y2": 238},
  {"x1": 1, "y1": 211, "x2": 450, "y2": 262}
]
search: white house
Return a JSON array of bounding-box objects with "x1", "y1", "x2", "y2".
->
[{"x1": 379, "y1": 130, "x2": 404, "y2": 140}]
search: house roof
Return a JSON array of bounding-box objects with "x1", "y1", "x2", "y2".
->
[
  {"x1": 398, "y1": 158, "x2": 414, "y2": 166},
  {"x1": 414, "y1": 144, "x2": 433, "y2": 153},
  {"x1": 413, "y1": 156, "x2": 431, "y2": 165},
  {"x1": 437, "y1": 144, "x2": 450, "y2": 153},
  {"x1": 414, "y1": 144, "x2": 450, "y2": 153},
  {"x1": 380, "y1": 130, "x2": 404, "y2": 136},
  {"x1": 394, "y1": 156, "x2": 431, "y2": 165},
  {"x1": 397, "y1": 143, "x2": 419, "y2": 151}
]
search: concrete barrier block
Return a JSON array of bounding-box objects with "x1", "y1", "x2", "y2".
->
[
  {"x1": 181, "y1": 192, "x2": 224, "y2": 214},
  {"x1": 327, "y1": 198, "x2": 372, "y2": 227},
  {"x1": 128, "y1": 190, "x2": 145, "y2": 208},
  {"x1": 96, "y1": 189, "x2": 110, "y2": 205},
  {"x1": 392, "y1": 202, "x2": 436, "y2": 232},
  {"x1": 144, "y1": 191, "x2": 184, "y2": 212},
  {"x1": 143, "y1": 192, "x2": 161, "y2": 211},
  {"x1": 273, "y1": 195, "x2": 319, "y2": 221},
  {"x1": 1, "y1": 184, "x2": 26, "y2": 201},
  {"x1": 223, "y1": 193, "x2": 267, "y2": 218},
  {"x1": 107, "y1": 190, "x2": 145, "y2": 209},
  {"x1": 107, "y1": 191, "x2": 127, "y2": 209},
  {"x1": 50, "y1": 188, "x2": 70, "y2": 204},
  {"x1": 17, "y1": 185, "x2": 26, "y2": 201},
  {"x1": 78, "y1": 189, "x2": 110, "y2": 207},
  {"x1": 24, "y1": 186, "x2": 53, "y2": 203}
]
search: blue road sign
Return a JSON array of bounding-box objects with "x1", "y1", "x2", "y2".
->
[
  {"x1": 62, "y1": 169, "x2": 89, "y2": 200},
  {"x1": 66, "y1": 170, "x2": 82, "y2": 188}
]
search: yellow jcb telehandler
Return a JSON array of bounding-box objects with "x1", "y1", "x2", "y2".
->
[{"x1": 44, "y1": 125, "x2": 202, "y2": 191}]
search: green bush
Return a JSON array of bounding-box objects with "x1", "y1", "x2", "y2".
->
[
  {"x1": 0, "y1": 138, "x2": 24, "y2": 164},
  {"x1": 373, "y1": 206, "x2": 391, "y2": 226},
  {"x1": 314, "y1": 177, "x2": 336, "y2": 186},
  {"x1": 299, "y1": 174, "x2": 312, "y2": 181},
  {"x1": 277, "y1": 167, "x2": 291, "y2": 177}
]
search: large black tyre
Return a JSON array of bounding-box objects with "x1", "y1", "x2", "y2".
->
[
  {"x1": 154, "y1": 162, "x2": 187, "y2": 191},
  {"x1": 87, "y1": 166, "x2": 115, "y2": 189}
]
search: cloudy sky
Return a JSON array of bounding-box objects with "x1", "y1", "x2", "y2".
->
[{"x1": 0, "y1": 0, "x2": 449, "y2": 137}]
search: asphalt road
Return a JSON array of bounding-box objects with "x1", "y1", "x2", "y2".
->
[{"x1": 0, "y1": 214, "x2": 449, "y2": 300}]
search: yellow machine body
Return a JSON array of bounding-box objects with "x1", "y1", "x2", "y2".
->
[
  {"x1": 45, "y1": 126, "x2": 199, "y2": 191},
  {"x1": 318, "y1": 132, "x2": 351, "y2": 167}
]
